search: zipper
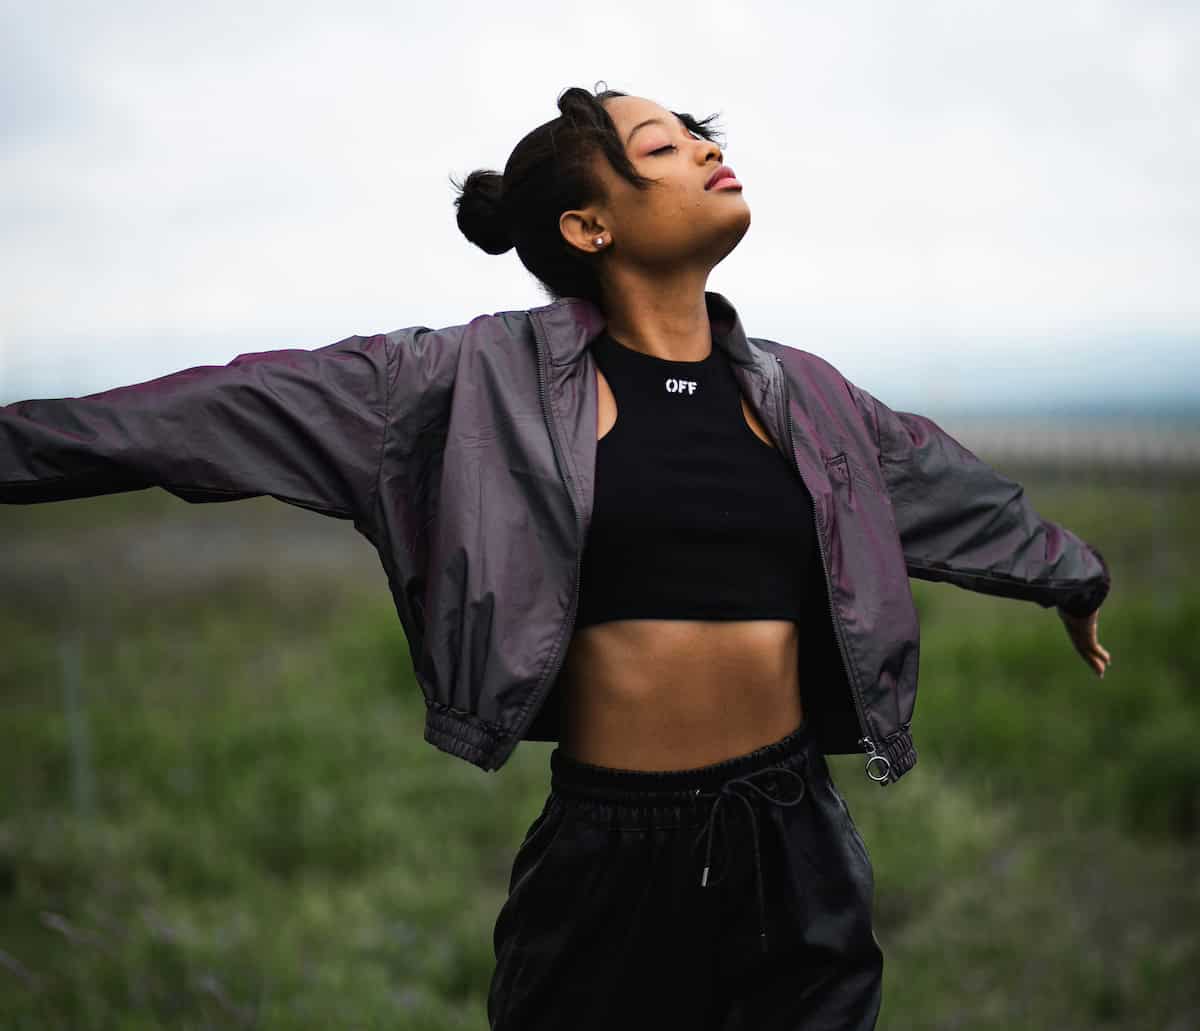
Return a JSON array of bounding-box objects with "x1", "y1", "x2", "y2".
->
[
  {"x1": 514, "y1": 317, "x2": 584, "y2": 746},
  {"x1": 772, "y1": 355, "x2": 891, "y2": 784}
]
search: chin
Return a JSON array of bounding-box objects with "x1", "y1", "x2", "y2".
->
[{"x1": 712, "y1": 205, "x2": 751, "y2": 264}]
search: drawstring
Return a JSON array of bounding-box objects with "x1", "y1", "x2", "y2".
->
[{"x1": 692, "y1": 765, "x2": 808, "y2": 954}]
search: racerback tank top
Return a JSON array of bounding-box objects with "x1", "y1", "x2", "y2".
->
[{"x1": 574, "y1": 330, "x2": 823, "y2": 629}]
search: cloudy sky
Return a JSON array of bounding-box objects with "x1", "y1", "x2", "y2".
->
[{"x1": 2, "y1": 0, "x2": 1197, "y2": 413}]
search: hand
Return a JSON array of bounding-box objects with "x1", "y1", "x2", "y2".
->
[{"x1": 1057, "y1": 606, "x2": 1112, "y2": 678}]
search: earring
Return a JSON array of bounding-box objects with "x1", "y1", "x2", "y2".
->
[{"x1": 594, "y1": 236, "x2": 605, "y2": 247}]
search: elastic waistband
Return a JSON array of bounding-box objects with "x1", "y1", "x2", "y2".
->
[{"x1": 550, "y1": 720, "x2": 816, "y2": 806}]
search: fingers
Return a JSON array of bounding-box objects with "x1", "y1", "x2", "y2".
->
[
  {"x1": 1057, "y1": 606, "x2": 1112, "y2": 678},
  {"x1": 1077, "y1": 626, "x2": 1109, "y2": 677},
  {"x1": 1089, "y1": 614, "x2": 1113, "y2": 667},
  {"x1": 1073, "y1": 609, "x2": 1111, "y2": 676},
  {"x1": 1087, "y1": 614, "x2": 1112, "y2": 671},
  {"x1": 1084, "y1": 638, "x2": 1111, "y2": 678}
]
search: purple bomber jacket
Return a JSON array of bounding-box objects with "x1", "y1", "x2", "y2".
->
[{"x1": 0, "y1": 292, "x2": 1110, "y2": 785}]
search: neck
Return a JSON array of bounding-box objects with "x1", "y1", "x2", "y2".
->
[{"x1": 599, "y1": 266, "x2": 712, "y2": 362}]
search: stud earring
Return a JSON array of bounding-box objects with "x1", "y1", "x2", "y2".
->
[{"x1": 594, "y1": 236, "x2": 605, "y2": 247}]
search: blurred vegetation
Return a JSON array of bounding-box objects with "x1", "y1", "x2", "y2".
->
[{"x1": 0, "y1": 478, "x2": 1197, "y2": 1029}]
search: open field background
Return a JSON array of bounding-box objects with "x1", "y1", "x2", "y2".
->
[{"x1": 1, "y1": 474, "x2": 1197, "y2": 1029}]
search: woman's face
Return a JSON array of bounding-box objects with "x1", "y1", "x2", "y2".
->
[{"x1": 564, "y1": 94, "x2": 751, "y2": 276}]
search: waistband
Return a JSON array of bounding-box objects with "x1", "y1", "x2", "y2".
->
[{"x1": 549, "y1": 719, "x2": 816, "y2": 805}]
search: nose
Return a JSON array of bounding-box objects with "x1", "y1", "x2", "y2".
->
[{"x1": 697, "y1": 137, "x2": 722, "y2": 166}]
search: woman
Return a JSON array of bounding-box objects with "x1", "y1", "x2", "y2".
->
[{"x1": 1, "y1": 85, "x2": 1111, "y2": 1029}]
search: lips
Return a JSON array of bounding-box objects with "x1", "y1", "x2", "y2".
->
[{"x1": 705, "y1": 165, "x2": 738, "y2": 190}]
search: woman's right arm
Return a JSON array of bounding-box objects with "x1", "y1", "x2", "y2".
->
[{"x1": 0, "y1": 325, "x2": 461, "y2": 525}]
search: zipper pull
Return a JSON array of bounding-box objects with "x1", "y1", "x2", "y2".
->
[{"x1": 860, "y1": 737, "x2": 892, "y2": 784}]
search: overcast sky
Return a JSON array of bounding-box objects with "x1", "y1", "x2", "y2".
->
[{"x1": 1, "y1": 0, "x2": 1197, "y2": 412}]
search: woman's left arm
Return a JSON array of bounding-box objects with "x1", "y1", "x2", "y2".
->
[{"x1": 844, "y1": 379, "x2": 1112, "y2": 677}]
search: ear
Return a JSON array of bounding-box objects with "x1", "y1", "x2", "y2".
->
[{"x1": 559, "y1": 207, "x2": 609, "y2": 257}]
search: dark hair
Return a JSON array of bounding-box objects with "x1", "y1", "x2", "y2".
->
[{"x1": 451, "y1": 84, "x2": 723, "y2": 305}]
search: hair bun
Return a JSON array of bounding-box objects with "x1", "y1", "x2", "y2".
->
[{"x1": 452, "y1": 169, "x2": 513, "y2": 255}]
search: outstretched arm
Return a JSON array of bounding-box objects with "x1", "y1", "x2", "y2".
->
[
  {"x1": 1, "y1": 334, "x2": 393, "y2": 523},
  {"x1": 845, "y1": 379, "x2": 1113, "y2": 676}
]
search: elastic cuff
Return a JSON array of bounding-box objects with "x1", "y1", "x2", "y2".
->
[
  {"x1": 1057, "y1": 544, "x2": 1111, "y2": 618},
  {"x1": 423, "y1": 702, "x2": 503, "y2": 770}
]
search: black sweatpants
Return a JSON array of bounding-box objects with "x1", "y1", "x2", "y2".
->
[{"x1": 487, "y1": 721, "x2": 884, "y2": 1030}]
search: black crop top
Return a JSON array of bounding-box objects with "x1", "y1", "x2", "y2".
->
[{"x1": 574, "y1": 330, "x2": 823, "y2": 628}]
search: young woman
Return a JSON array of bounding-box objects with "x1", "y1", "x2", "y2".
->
[{"x1": 1, "y1": 85, "x2": 1111, "y2": 1030}]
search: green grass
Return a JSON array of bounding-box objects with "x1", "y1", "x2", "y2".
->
[{"x1": 1, "y1": 480, "x2": 1197, "y2": 1028}]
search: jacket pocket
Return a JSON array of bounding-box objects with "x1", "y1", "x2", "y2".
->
[
  {"x1": 826, "y1": 447, "x2": 894, "y2": 513},
  {"x1": 824, "y1": 451, "x2": 861, "y2": 510},
  {"x1": 824, "y1": 452, "x2": 851, "y2": 504}
]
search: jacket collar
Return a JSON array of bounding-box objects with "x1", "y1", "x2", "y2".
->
[{"x1": 529, "y1": 290, "x2": 761, "y2": 370}]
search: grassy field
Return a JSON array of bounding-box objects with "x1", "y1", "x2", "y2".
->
[{"x1": 1, "y1": 478, "x2": 1197, "y2": 1029}]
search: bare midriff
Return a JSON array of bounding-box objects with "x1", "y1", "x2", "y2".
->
[
  {"x1": 558, "y1": 619, "x2": 805, "y2": 771},
  {"x1": 557, "y1": 364, "x2": 806, "y2": 772}
]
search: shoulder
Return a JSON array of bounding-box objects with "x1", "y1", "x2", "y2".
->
[
  {"x1": 748, "y1": 334, "x2": 880, "y2": 445},
  {"x1": 397, "y1": 300, "x2": 580, "y2": 354},
  {"x1": 749, "y1": 335, "x2": 858, "y2": 397},
  {"x1": 379, "y1": 304, "x2": 541, "y2": 367}
]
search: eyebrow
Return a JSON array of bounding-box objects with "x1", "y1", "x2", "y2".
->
[{"x1": 626, "y1": 114, "x2": 686, "y2": 146}]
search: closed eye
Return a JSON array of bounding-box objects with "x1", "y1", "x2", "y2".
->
[{"x1": 646, "y1": 125, "x2": 706, "y2": 158}]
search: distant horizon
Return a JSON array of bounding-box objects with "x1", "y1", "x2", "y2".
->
[{"x1": 3, "y1": 326, "x2": 1197, "y2": 425}]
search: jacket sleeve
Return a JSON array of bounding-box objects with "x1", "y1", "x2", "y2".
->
[
  {"x1": 845, "y1": 380, "x2": 1111, "y2": 618},
  {"x1": 0, "y1": 333, "x2": 393, "y2": 523}
]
